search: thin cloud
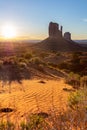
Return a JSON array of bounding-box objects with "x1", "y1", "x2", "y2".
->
[{"x1": 83, "y1": 19, "x2": 87, "y2": 22}]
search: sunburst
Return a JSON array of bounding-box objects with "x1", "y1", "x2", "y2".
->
[{"x1": 2, "y1": 24, "x2": 17, "y2": 39}]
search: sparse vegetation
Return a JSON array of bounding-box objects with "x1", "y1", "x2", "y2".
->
[
  {"x1": 31, "y1": 57, "x2": 44, "y2": 65},
  {"x1": 0, "y1": 43, "x2": 86, "y2": 129},
  {"x1": 65, "y1": 72, "x2": 87, "y2": 89},
  {"x1": 23, "y1": 52, "x2": 33, "y2": 60},
  {"x1": 0, "y1": 121, "x2": 15, "y2": 130},
  {"x1": 0, "y1": 88, "x2": 87, "y2": 130},
  {"x1": 58, "y1": 52, "x2": 87, "y2": 75}
]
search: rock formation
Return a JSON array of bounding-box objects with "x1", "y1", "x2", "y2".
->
[
  {"x1": 49, "y1": 22, "x2": 72, "y2": 41},
  {"x1": 33, "y1": 21, "x2": 87, "y2": 52},
  {"x1": 64, "y1": 32, "x2": 71, "y2": 40},
  {"x1": 49, "y1": 22, "x2": 62, "y2": 37}
]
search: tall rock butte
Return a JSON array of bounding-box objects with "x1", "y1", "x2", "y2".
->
[
  {"x1": 49, "y1": 22, "x2": 62, "y2": 37},
  {"x1": 64, "y1": 32, "x2": 71, "y2": 40},
  {"x1": 32, "y1": 21, "x2": 87, "y2": 52}
]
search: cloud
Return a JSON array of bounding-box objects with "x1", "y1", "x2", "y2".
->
[{"x1": 83, "y1": 19, "x2": 87, "y2": 22}]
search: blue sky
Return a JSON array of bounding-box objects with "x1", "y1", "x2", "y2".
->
[{"x1": 0, "y1": 0, "x2": 87, "y2": 40}]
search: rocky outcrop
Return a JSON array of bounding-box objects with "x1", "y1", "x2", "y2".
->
[
  {"x1": 32, "y1": 21, "x2": 87, "y2": 52},
  {"x1": 64, "y1": 32, "x2": 71, "y2": 40},
  {"x1": 49, "y1": 22, "x2": 62, "y2": 37}
]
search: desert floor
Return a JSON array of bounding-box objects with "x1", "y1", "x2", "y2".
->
[{"x1": 0, "y1": 79, "x2": 73, "y2": 121}]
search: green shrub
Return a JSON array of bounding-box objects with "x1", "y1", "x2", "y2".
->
[
  {"x1": 20, "y1": 114, "x2": 45, "y2": 130},
  {"x1": 0, "y1": 121, "x2": 15, "y2": 130},
  {"x1": 68, "y1": 91, "x2": 83, "y2": 109},
  {"x1": 80, "y1": 76, "x2": 87, "y2": 87},
  {"x1": 20, "y1": 121, "x2": 27, "y2": 130},
  {"x1": 65, "y1": 72, "x2": 81, "y2": 88}
]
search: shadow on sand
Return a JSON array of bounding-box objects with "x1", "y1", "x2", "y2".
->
[{"x1": 0, "y1": 61, "x2": 31, "y2": 93}]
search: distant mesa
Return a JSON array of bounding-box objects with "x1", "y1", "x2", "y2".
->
[{"x1": 33, "y1": 21, "x2": 87, "y2": 52}]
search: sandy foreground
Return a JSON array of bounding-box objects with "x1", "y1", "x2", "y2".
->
[{"x1": 0, "y1": 79, "x2": 72, "y2": 120}]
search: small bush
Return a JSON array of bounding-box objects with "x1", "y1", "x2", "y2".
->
[
  {"x1": 32, "y1": 57, "x2": 43, "y2": 65},
  {"x1": 65, "y1": 72, "x2": 80, "y2": 89},
  {"x1": 20, "y1": 121, "x2": 27, "y2": 130},
  {"x1": 0, "y1": 121, "x2": 15, "y2": 130},
  {"x1": 37, "y1": 64, "x2": 44, "y2": 72},
  {"x1": 40, "y1": 52, "x2": 49, "y2": 58},
  {"x1": 68, "y1": 91, "x2": 82, "y2": 109},
  {"x1": 80, "y1": 76, "x2": 87, "y2": 87},
  {"x1": 56, "y1": 52, "x2": 61, "y2": 56},
  {"x1": 24, "y1": 53, "x2": 32, "y2": 60},
  {"x1": 20, "y1": 114, "x2": 46, "y2": 130}
]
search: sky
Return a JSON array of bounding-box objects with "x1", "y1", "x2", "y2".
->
[{"x1": 0, "y1": 0, "x2": 87, "y2": 40}]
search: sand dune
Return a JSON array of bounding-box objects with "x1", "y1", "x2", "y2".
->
[{"x1": 0, "y1": 79, "x2": 72, "y2": 120}]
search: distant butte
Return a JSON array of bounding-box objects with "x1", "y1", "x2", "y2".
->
[
  {"x1": 49, "y1": 22, "x2": 71, "y2": 40},
  {"x1": 33, "y1": 21, "x2": 87, "y2": 52}
]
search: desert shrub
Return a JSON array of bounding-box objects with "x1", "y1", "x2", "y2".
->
[
  {"x1": 31, "y1": 57, "x2": 44, "y2": 65},
  {"x1": 68, "y1": 90, "x2": 83, "y2": 109},
  {"x1": 68, "y1": 87, "x2": 87, "y2": 117},
  {"x1": 69, "y1": 52, "x2": 86, "y2": 74},
  {"x1": 0, "y1": 121, "x2": 5, "y2": 130},
  {"x1": 56, "y1": 52, "x2": 61, "y2": 56},
  {"x1": 20, "y1": 121, "x2": 26, "y2": 130},
  {"x1": 71, "y1": 52, "x2": 81, "y2": 62},
  {"x1": 18, "y1": 57, "x2": 28, "y2": 64},
  {"x1": 65, "y1": 72, "x2": 81, "y2": 89},
  {"x1": 66, "y1": 72, "x2": 87, "y2": 89},
  {"x1": 80, "y1": 76, "x2": 87, "y2": 87},
  {"x1": 0, "y1": 121, "x2": 15, "y2": 130},
  {"x1": 36, "y1": 64, "x2": 44, "y2": 72},
  {"x1": 20, "y1": 114, "x2": 46, "y2": 130},
  {"x1": 2, "y1": 56, "x2": 19, "y2": 66},
  {"x1": 18, "y1": 62, "x2": 27, "y2": 68},
  {"x1": 24, "y1": 52, "x2": 33, "y2": 60},
  {"x1": 9, "y1": 56, "x2": 18, "y2": 61},
  {"x1": 40, "y1": 52, "x2": 49, "y2": 58},
  {"x1": 57, "y1": 52, "x2": 87, "y2": 75}
]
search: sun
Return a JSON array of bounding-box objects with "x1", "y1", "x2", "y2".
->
[{"x1": 2, "y1": 24, "x2": 17, "y2": 39}]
